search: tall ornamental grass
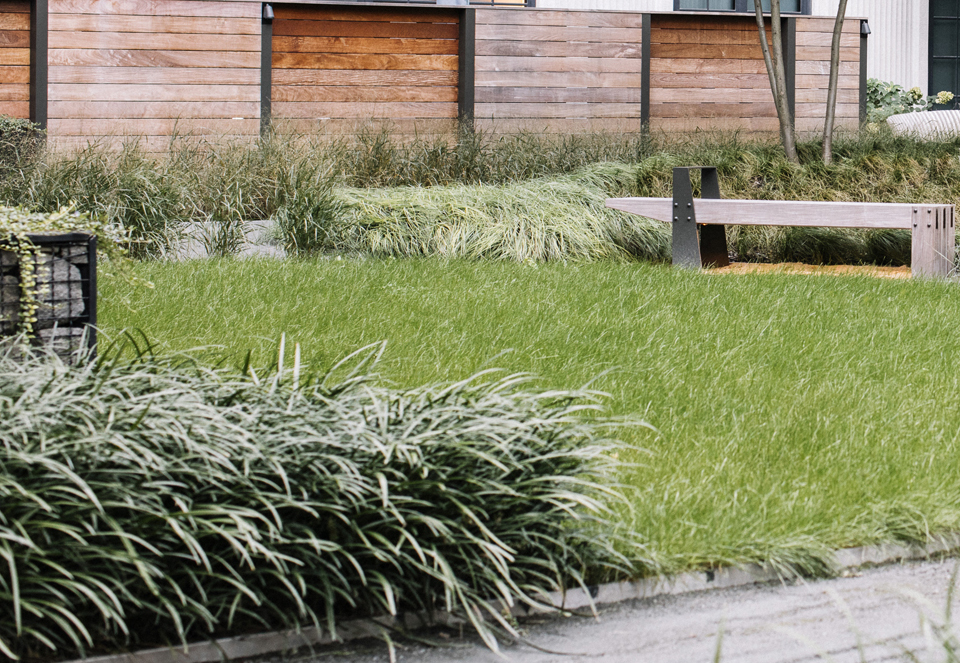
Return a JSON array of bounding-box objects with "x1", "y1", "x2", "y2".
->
[{"x1": 0, "y1": 339, "x2": 637, "y2": 660}]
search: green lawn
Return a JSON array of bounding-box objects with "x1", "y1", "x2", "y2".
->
[{"x1": 100, "y1": 258, "x2": 960, "y2": 576}]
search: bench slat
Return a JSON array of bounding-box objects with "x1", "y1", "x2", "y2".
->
[{"x1": 606, "y1": 197, "x2": 930, "y2": 230}]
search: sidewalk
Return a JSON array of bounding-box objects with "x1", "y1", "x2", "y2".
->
[{"x1": 301, "y1": 557, "x2": 960, "y2": 663}]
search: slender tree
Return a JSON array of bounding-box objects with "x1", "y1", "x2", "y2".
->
[
  {"x1": 753, "y1": 0, "x2": 798, "y2": 163},
  {"x1": 822, "y1": 0, "x2": 849, "y2": 164}
]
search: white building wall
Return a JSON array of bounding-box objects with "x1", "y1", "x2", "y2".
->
[{"x1": 534, "y1": 0, "x2": 930, "y2": 93}]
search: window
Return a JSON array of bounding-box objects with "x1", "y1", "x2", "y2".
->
[
  {"x1": 931, "y1": 0, "x2": 960, "y2": 104},
  {"x1": 675, "y1": 0, "x2": 807, "y2": 13}
]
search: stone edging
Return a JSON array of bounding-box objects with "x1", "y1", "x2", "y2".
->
[{"x1": 70, "y1": 533, "x2": 960, "y2": 663}]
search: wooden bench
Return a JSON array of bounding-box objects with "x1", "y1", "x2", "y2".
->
[{"x1": 606, "y1": 167, "x2": 956, "y2": 279}]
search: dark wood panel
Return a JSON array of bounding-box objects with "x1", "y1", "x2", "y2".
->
[
  {"x1": 654, "y1": 15, "x2": 759, "y2": 31},
  {"x1": 474, "y1": 8, "x2": 643, "y2": 29},
  {"x1": 0, "y1": 65, "x2": 28, "y2": 83},
  {"x1": 0, "y1": 100, "x2": 28, "y2": 117},
  {"x1": 273, "y1": 36, "x2": 458, "y2": 56},
  {"x1": 273, "y1": 18, "x2": 458, "y2": 40},
  {"x1": 476, "y1": 40, "x2": 641, "y2": 58},
  {"x1": 474, "y1": 102, "x2": 642, "y2": 118},
  {"x1": 49, "y1": 0, "x2": 259, "y2": 19},
  {"x1": 475, "y1": 55, "x2": 641, "y2": 73},
  {"x1": 274, "y1": 5, "x2": 458, "y2": 24},
  {"x1": 48, "y1": 49, "x2": 259, "y2": 68},
  {"x1": 0, "y1": 2, "x2": 30, "y2": 14},
  {"x1": 273, "y1": 101, "x2": 457, "y2": 119},
  {"x1": 474, "y1": 24, "x2": 644, "y2": 42},
  {"x1": 0, "y1": 83, "x2": 27, "y2": 100},
  {"x1": 48, "y1": 14, "x2": 259, "y2": 35},
  {"x1": 50, "y1": 65, "x2": 259, "y2": 84},
  {"x1": 650, "y1": 28, "x2": 770, "y2": 46},
  {"x1": 651, "y1": 102, "x2": 776, "y2": 118},
  {"x1": 273, "y1": 85, "x2": 457, "y2": 103},
  {"x1": 0, "y1": 30, "x2": 28, "y2": 48},
  {"x1": 476, "y1": 70, "x2": 645, "y2": 88},
  {"x1": 48, "y1": 100, "x2": 260, "y2": 119},
  {"x1": 273, "y1": 52, "x2": 457, "y2": 71},
  {"x1": 274, "y1": 69, "x2": 458, "y2": 86},
  {"x1": 650, "y1": 43, "x2": 764, "y2": 60},
  {"x1": 0, "y1": 48, "x2": 28, "y2": 65},
  {"x1": 475, "y1": 86, "x2": 641, "y2": 103},
  {"x1": 49, "y1": 83, "x2": 259, "y2": 102},
  {"x1": 0, "y1": 13, "x2": 28, "y2": 31},
  {"x1": 48, "y1": 31, "x2": 261, "y2": 51}
]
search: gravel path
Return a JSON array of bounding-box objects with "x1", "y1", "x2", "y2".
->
[{"x1": 296, "y1": 558, "x2": 960, "y2": 663}]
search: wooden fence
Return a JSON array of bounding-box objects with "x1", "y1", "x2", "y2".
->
[{"x1": 0, "y1": 1, "x2": 865, "y2": 147}]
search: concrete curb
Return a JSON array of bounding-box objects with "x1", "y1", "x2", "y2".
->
[{"x1": 71, "y1": 533, "x2": 960, "y2": 663}]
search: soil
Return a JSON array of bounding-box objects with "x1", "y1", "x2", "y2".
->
[{"x1": 711, "y1": 262, "x2": 912, "y2": 279}]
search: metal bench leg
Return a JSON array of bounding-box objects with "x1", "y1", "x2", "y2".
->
[
  {"x1": 698, "y1": 168, "x2": 730, "y2": 268},
  {"x1": 672, "y1": 168, "x2": 701, "y2": 269}
]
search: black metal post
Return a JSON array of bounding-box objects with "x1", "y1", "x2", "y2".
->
[
  {"x1": 672, "y1": 168, "x2": 701, "y2": 269},
  {"x1": 860, "y1": 19, "x2": 869, "y2": 125},
  {"x1": 458, "y1": 8, "x2": 476, "y2": 125},
  {"x1": 30, "y1": 0, "x2": 47, "y2": 130},
  {"x1": 641, "y1": 14, "x2": 651, "y2": 136},
  {"x1": 261, "y1": 3, "x2": 273, "y2": 135},
  {"x1": 784, "y1": 17, "x2": 796, "y2": 124}
]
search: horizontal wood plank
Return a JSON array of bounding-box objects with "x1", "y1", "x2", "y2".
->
[
  {"x1": 651, "y1": 87, "x2": 773, "y2": 103},
  {"x1": 795, "y1": 46, "x2": 859, "y2": 62},
  {"x1": 0, "y1": 83, "x2": 28, "y2": 100},
  {"x1": 650, "y1": 58, "x2": 767, "y2": 75},
  {"x1": 651, "y1": 102, "x2": 776, "y2": 118},
  {"x1": 0, "y1": 30, "x2": 27, "y2": 48},
  {"x1": 795, "y1": 88, "x2": 859, "y2": 104},
  {"x1": 0, "y1": 65, "x2": 28, "y2": 83},
  {"x1": 475, "y1": 117, "x2": 648, "y2": 134},
  {"x1": 476, "y1": 86, "x2": 641, "y2": 103},
  {"x1": 273, "y1": 101, "x2": 457, "y2": 119},
  {"x1": 476, "y1": 70, "x2": 644, "y2": 88},
  {"x1": 476, "y1": 55, "x2": 642, "y2": 74},
  {"x1": 48, "y1": 117, "x2": 260, "y2": 136},
  {"x1": 49, "y1": 49, "x2": 259, "y2": 68},
  {"x1": 271, "y1": 117, "x2": 460, "y2": 136},
  {"x1": 0, "y1": 48, "x2": 28, "y2": 65},
  {"x1": 49, "y1": 14, "x2": 259, "y2": 35},
  {"x1": 273, "y1": 84, "x2": 456, "y2": 103},
  {"x1": 274, "y1": 18, "x2": 458, "y2": 40},
  {"x1": 796, "y1": 74, "x2": 859, "y2": 89},
  {"x1": 48, "y1": 31, "x2": 261, "y2": 51},
  {"x1": 606, "y1": 197, "x2": 929, "y2": 230},
  {"x1": 795, "y1": 102, "x2": 859, "y2": 117},
  {"x1": 273, "y1": 35, "x2": 458, "y2": 56},
  {"x1": 475, "y1": 24, "x2": 644, "y2": 42},
  {"x1": 650, "y1": 72, "x2": 768, "y2": 88},
  {"x1": 273, "y1": 52, "x2": 457, "y2": 71},
  {"x1": 0, "y1": 100, "x2": 28, "y2": 117},
  {"x1": 0, "y1": 13, "x2": 28, "y2": 31},
  {"x1": 652, "y1": 116, "x2": 779, "y2": 132},
  {"x1": 795, "y1": 31, "x2": 859, "y2": 48},
  {"x1": 48, "y1": 100, "x2": 260, "y2": 119},
  {"x1": 476, "y1": 40, "x2": 641, "y2": 59},
  {"x1": 651, "y1": 43, "x2": 764, "y2": 60},
  {"x1": 796, "y1": 60, "x2": 858, "y2": 76},
  {"x1": 49, "y1": 65, "x2": 259, "y2": 84},
  {"x1": 0, "y1": 1, "x2": 29, "y2": 14},
  {"x1": 274, "y1": 69, "x2": 458, "y2": 87},
  {"x1": 49, "y1": 0, "x2": 259, "y2": 19},
  {"x1": 275, "y1": 5, "x2": 458, "y2": 24},
  {"x1": 49, "y1": 83, "x2": 259, "y2": 102},
  {"x1": 474, "y1": 8, "x2": 643, "y2": 29},
  {"x1": 475, "y1": 102, "x2": 642, "y2": 118}
]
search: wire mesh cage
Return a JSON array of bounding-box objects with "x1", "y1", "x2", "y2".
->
[{"x1": 0, "y1": 233, "x2": 97, "y2": 358}]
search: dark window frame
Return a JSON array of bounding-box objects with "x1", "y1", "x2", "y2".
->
[{"x1": 672, "y1": 0, "x2": 811, "y2": 14}]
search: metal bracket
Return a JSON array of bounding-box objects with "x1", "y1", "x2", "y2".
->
[{"x1": 671, "y1": 167, "x2": 730, "y2": 270}]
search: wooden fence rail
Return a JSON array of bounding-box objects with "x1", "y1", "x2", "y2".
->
[{"x1": 0, "y1": 1, "x2": 865, "y2": 147}]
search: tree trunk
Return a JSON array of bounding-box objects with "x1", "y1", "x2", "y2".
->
[
  {"x1": 753, "y1": 0, "x2": 798, "y2": 163},
  {"x1": 822, "y1": 0, "x2": 849, "y2": 164}
]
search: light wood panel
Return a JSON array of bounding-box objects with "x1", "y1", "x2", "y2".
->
[
  {"x1": 474, "y1": 7, "x2": 642, "y2": 129},
  {"x1": 47, "y1": 1, "x2": 260, "y2": 147},
  {"x1": 0, "y1": 0, "x2": 27, "y2": 120},
  {"x1": 271, "y1": 5, "x2": 459, "y2": 126},
  {"x1": 794, "y1": 17, "x2": 860, "y2": 133}
]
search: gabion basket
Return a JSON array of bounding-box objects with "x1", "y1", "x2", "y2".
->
[{"x1": 0, "y1": 233, "x2": 97, "y2": 357}]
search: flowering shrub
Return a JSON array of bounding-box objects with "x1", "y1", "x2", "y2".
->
[{"x1": 867, "y1": 78, "x2": 956, "y2": 123}]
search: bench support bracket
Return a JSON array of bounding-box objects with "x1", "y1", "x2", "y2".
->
[{"x1": 672, "y1": 167, "x2": 730, "y2": 270}]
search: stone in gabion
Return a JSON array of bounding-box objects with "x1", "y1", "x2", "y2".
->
[
  {"x1": 34, "y1": 256, "x2": 85, "y2": 326},
  {"x1": 1, "y1": 274, "x2": 18, "y2": 334}
]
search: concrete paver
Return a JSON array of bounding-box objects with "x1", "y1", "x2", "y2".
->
[{"x1": 302, "y1": 558, "x2": 960, "y2": 663}]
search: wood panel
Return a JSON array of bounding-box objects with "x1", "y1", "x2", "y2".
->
[
  {"x1": 794, "y1": 17, "x2": 860, "y2": 133},
  {"x1": 474, "y1": 7, "x2": 642, "y2": 129},
  {"x1": 0, "y1": 0, "x2": 27, "y2": 120},
  {"x1": 648, "y1": 13, "x2": 774, "y2": 133},
  {"x1": 47, "y1": 1, "x2": 261, "y2": 147},
  {"x1": 272, "y1": 5, "x2": 459, "y2": 126}
]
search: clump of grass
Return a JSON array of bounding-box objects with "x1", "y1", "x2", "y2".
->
[
  {"x1": 331, "y1": 163, "x2": 668, "y2": 263},
  {"x1": 0, "y1": 337, "x2": 637, "y2": 660}
]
